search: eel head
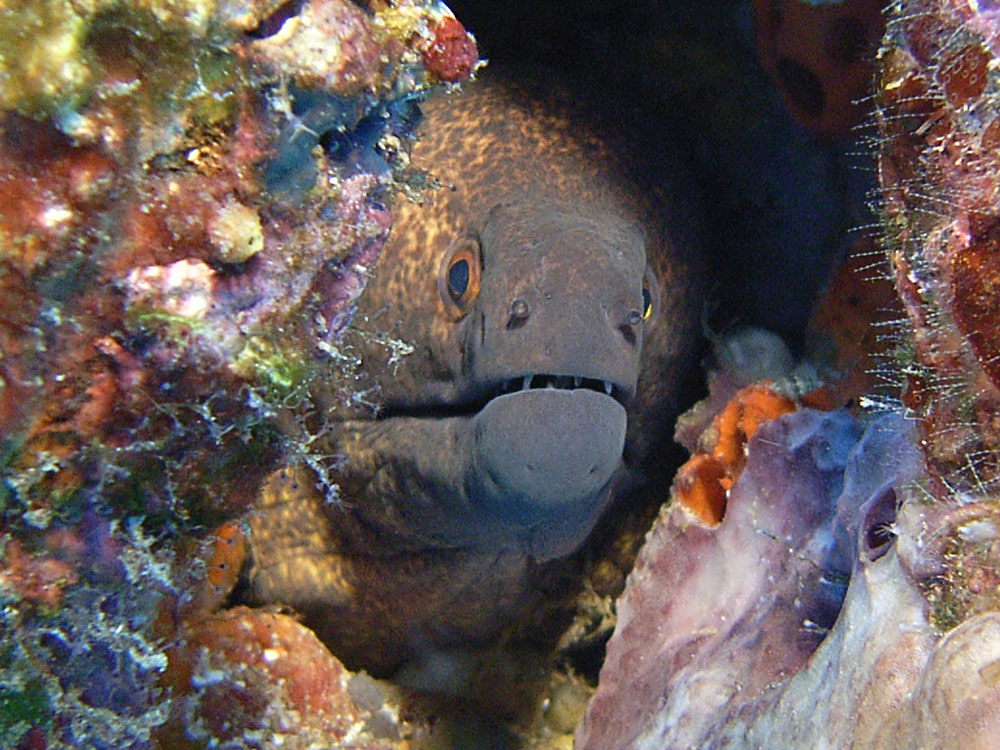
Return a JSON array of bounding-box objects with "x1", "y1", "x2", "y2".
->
[{"x1": 357, "y1": 198, "x2": 656, "y2": 557}]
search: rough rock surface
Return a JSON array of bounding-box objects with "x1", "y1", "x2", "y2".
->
[
  {"x1": 580, "y1": 400, "x2": 1000, "y2": 749},
  {"x1": 579, "y1": 405, "x2": 865, "y2": 748}
]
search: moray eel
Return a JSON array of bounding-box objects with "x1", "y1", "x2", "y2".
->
[{"x1": 247, "y1": 71, "x2": 701, "y2": 673}]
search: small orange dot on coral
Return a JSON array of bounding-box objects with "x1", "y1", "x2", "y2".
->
[
  {"x1": 673, "y1": 454, "x2": 729, "y2": 526},
  {"x1": 752, "y1": 0, "x2": 887, "y2": 139}
]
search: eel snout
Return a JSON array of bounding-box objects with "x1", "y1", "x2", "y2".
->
[{"x1": 453, "y1": 204, "x2": 648, "y2": 548}]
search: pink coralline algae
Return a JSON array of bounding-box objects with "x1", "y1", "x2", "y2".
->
[
  {"x1": 877, "y1": 0, "x2": 998, "y2": 474},
  {"x1": 160, "y1": 607, "x2": 419, "y2": 749},
  {"x1": 580, "y1": 390, "x2": 1000, "y2": 748},
  {"x1": 0, "y1": 0, "x2": 477, "y2": 746},
  {"x1": 579, "y1": 404, "x2": 865, "y2": 749},
  {"x1": 421, "y1": 15, "x2": 480, "y2": 82}
]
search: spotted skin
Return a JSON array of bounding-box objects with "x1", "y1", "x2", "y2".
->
[{"x1": 246, "y1": 71, "x2": 701, "y2": 674}]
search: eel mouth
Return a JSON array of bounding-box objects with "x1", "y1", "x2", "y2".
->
[
  {"x1": 380, "y1": 372, "x2": 631, "y2": 419},
  {"x1": 471, "y1": 380, "x2": 629, "y2": 520},
  {"x1": 493, "y1": 374, "x2": 629, "y2": 407}
]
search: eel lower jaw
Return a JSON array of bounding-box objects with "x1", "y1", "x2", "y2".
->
[
  {"x1": 469, "y1": 386, "x2": 628, "y2": 531},
  {"x1": 355, "y1": 377, "x2": 629, "y2": 559}
]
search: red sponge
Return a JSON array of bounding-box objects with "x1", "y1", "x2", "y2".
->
[{"x1": 752, "y1": 0, "x2": 886, "y2": 139}]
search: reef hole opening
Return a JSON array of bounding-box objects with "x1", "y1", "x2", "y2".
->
[
  {"x1": 246, "y1": 0, "x2": 308, "y2": 40},
  {"x1": 862, "y1": 487, "x2": 898, "y2": 562}
]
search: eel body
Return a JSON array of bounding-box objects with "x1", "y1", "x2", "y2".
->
[{"x1": 246, "y1": 71, "x2": 701, "y2": 673}]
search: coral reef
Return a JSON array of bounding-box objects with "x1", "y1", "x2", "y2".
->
[
  {"x1": 1, "y1": 518, "x2": 174, "y2": 749},
  {"x1": 1, "y1": 0, "x2": 478, "y2": 537},
  {"x1": 0, "y1": 0, "x2": 477, "y2": 746},
  {"x1": 578, "y1": 398, "x2": 867, "y2": 748},
  {"x1": 578, "y1": 372, "x2": 1000, "y2": 748},
  {"x1": 670, "y1": 382, "x2": 798, "y2": 525},
  {"x1": 161, "y1": 606, "x2": 420, "y2": 748},
  {"x1": 8, "y1": 0, "x2": 1000, "y2": 746}
]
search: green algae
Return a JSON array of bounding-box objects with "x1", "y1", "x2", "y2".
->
[
  {"x1": 187, "y1": 47, "x2": 243, "y2": 134},
  {"x1": 232, "y1": 335, "x2": 314, "y2": 400},
  {"x1": 0, "y1": 441, "x2": 19, "y2": 513},
  {"x1": 130, "y1": 309, "x2": 208, "y2": 335},
  {"x1": 0, "y1": 679, "x2": 51, "y2": 736}
]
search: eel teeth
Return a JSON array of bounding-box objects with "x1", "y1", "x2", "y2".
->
[{"x1": 496, "y1": 375, "x2": 622, "y2": 403}]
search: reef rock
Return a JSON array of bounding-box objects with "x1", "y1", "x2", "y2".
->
[
  {"x1": 1, "y1": 0, "x2": 478, "y2": 539},
  {"x1": 578, "y1": 395, "x2": 861, "y2": 748},
  {"x1": 161, "y1": 606, "x2": 420, "y2": 749},
  {"x1": 877, "y1": 0, "x2": 1000, "y2": 516}
]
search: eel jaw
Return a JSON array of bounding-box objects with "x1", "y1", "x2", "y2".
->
[{"x1": 373, "y1": 370, "x2": 631, "y2": 559}]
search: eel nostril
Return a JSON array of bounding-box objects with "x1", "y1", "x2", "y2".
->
[
  {"x1": 506, "y1": 297, "x2": 530, "y2": 330},
  {"x1": 626, "y1": 308, "x2": 642, "y2": 326}
]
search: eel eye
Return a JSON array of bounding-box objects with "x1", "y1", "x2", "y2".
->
[
  {"x1": 448, "y1": 258, "x2": 470, "y2": 301},
  {"x1": 641, "y1": 265, "x2": 659, "y2": 324},
  {"x1": 439, "y1": 236, "x2": 481, "y2": 318},
  {"x1": 641, "y1": 285, "x2": 653, "y2": 320}
]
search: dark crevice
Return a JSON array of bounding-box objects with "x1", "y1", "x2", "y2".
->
[
  {"x1": 777, "y1": 57, "x2": 825, "y2": 117},
  {"x1": 246, "y1": 0, "x2": 307, "y2": 39},
  {"x1": 862, "y1": 488, "x2": 898, "y2": 562}
]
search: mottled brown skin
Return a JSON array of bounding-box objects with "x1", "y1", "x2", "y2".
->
[{"x1": 246, "y1": 72, "x2": 700, "y2": 674}]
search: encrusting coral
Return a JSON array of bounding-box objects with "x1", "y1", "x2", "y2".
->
[
  {"x1": 8, "y1": 0, "x2": 1000, "y2": 747},
  {"x1": 875, "y1": 0, "x2": 1000, "y2": 627}
]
